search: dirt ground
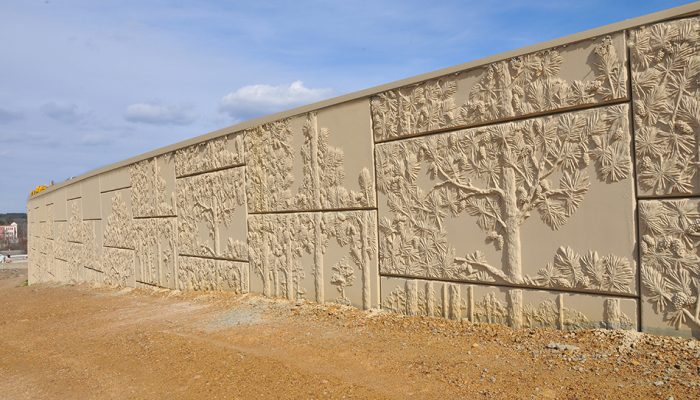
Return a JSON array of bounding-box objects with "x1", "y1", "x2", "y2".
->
[{"x1": 0, "y1": 268, "x2": 698, "y2": 399}]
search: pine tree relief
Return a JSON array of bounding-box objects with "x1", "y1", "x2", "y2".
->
[
  {"x1": 246, "y1": 113, "x2": 375, "y2": 212},
  {"x1": 248, "y1": 211, "x2": 377, "y2": 310},
  {"x1": 245, "y1": 119, "x2": 296, "y2": 212},
  {"x1": 371, "y1": 35, "x2": 626, "y2": 141},
  {"x1": 248, "y1": 213, "x2": 312, "y2": 301},
  {"x1": 67, "y1": 201, "x2": 83, "y2": 243},
  {"x1": 640, "y1": 199, "x2": 700, "y2": 331},
  {"x1": 631, "y1": 17, "x2": 700, "y2": 195},
  {"x1": 175, "y1": 133, "x2": 244, "y2": 177},
  {"x1": 103, "y1": 248, "x2": 134, "y2": 288},
  {"x1": 177, "y1": 167, "x2": 247, "y2": 260},
  {"x1": 376, "y1": 105, "x2": 634, "y2": 294},
  {"x1": 135, "y1": 218, "x2": 177, "y2": 288},
  {"x1": 103, "y1": 193, "x2": 134, "y2": 249},
  {"x1": 130, "y1": 156, "x2": 176, "y2": 217}
]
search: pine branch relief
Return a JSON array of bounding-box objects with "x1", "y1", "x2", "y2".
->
[
  {"x1": 371, "y1": 35, "x2": 627, "y2": 141},
  {"x1": 640, "y1": 199, "x2": 700, "y2": 333},
  {"x1": 377, "y1": 104, "x2": 634, "y2": 294},
  {"x1": 632, "y1": 17, "x2": 700, "y2": 196}
]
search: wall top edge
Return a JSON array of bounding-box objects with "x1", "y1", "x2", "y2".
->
[{"x1": 29, "y1": 1, "x2": 700, "y2": 202}]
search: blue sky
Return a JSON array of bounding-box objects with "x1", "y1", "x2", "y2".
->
[{"x1": 0, "y1": 0, "x2": 694, "y2": 212}]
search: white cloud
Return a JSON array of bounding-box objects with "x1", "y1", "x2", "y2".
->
[
  {"x1": 124, "y1": 102, "x2": 195, "y2": 125},
  {"x1": 219, "y1": 80, "x2": 333, "y2": 120},
  {"x1": 41, "y1": 102, "x2": 83, "y2": 123}
]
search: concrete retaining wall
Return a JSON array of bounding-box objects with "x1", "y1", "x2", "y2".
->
[{"x1": 27, "y1": 4, "x2": 700, "y2": 338}]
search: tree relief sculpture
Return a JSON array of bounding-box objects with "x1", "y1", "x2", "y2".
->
[
  {"x1": 631, "y1": 17, "x2": 700, "y2": 196},
  {"x1": 245, "y1": 113, "x2": 375, "y2": 213},
  {"x1": 53, "y1": 222, "x2": 69, "y2": 262},
  {"x1": 177, "y1": 256, "x2": 249, "y2": 293},
  {"x1": 371, "y1": 35, "x2": 627, "y2": 141},
  {"x1": 67, "y1": 201, "x2": 84, "y2": 243},
  {"x1": 103, "y1": 192, "x2": 134, "y2": 249},
  {"x1": 130, "y1": 156, "x2": 176, "y2": 217},
  {"x1": 81, "y1": 220, "x2": 102, "y2": 273},
  {"x1": 135, "y1": 218, "x2": 178, "y2": 288},
  {"x1": 248, "y1": 210, "x2": 377, "y2": 310},
  {"x1": 245, "y1": 118, "x2": 295, "y2": 212},
  {"x1": 177, "y1": 167, "x2": 248, "y2": 261},
  {"x1": 248, "y1": 213, "x2": 311, "y2": 302},
  {"x1": 174, "y1": 133, "x2": 245, "y2": 177},
  {"x1": 376, "y1": 104, "x2": 635, "y2": 294},
  {"x1": 640, "y1": 199, "x2": 700, "y2": 335},
  {"x1": 381, "y1": 278, "x2": 635, "y2": 331},
  {"x1": 103, "y1": 247, "x2": 135, "y2": 288}
]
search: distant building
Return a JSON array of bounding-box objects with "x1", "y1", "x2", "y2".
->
[{"x1": 0, "y1": 222, "x2": 18, "y2": 242}]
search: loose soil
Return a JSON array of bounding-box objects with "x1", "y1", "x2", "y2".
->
[{"x1": 0, "y1": 268, "x2": 698, "y2": 399}]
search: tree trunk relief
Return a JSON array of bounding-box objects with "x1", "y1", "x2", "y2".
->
[
  {"x1": 310, "y1": 113, "x2": 321, "y2": 209},
  {"x1": 314, "y1": 214, "x2": 324, "y2": 304},
  {"x1": 501, "y1": 166, "x2": 523, "y2": 284},
  {"x1": 361, "y1": 213, "x2": 371, "y2": 310}
]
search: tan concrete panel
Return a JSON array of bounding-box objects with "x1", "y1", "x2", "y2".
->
[
  {"x1": 177, "y1": 256, "x2": 249, "y2": 293},
  {"x1": 376, "y1": 104, "x2": 637, "y2": 295},
  {"x1": 81, "y1": 176, "x2": 101, "y2": 220},
  {"x1": 103, "y1": 247, "x2": 136, "y2": 288},
  {"x1": 134, "y1": 218, "x2": 178, "y2": 289},
  {"x1": 37, "y1": 202, "x2": 48, "y2": 223},
  {"x1": 174, "y1": 132, "x2": 245, "y2": 177},
  {"x1": 101, "y1": 189, "x2": 134, "y2": 250},
  {"x1": 639, "y1": 199, "x2": 700, "y2": 338},
  {"x1": 177, "y1": 166, "x2": 247, "y2": 261},
  {"x1": 45, "y1": 188, "x2": 67, "y2": 221},
  {"x1": 631, "y1": 16, "x2": 700, "y2": 196},
  {"x1": 36, "y1": 221, "x2": 47, "y2": 242},
  {"x1": 245, "y1": 99, "x2": 376, "y2": 213},
  {"x1": 371, "y1": 33, "x2": 628, "y2": 142},
  {"x1": 99, "y1": 166, "x2": 131, "y2": 193},
  {"x1": 65, "y1": 182, "x2": 81, "y2": 200},
  {"x1": 381, "y1": 276, "x2": 637, "y2": 330},
  {"x1": 248, "y1": 210, "x2": 379, "y2": 310},
  {"x1": 130, "y1": 154, "x2": 177, "y2": 218}
]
